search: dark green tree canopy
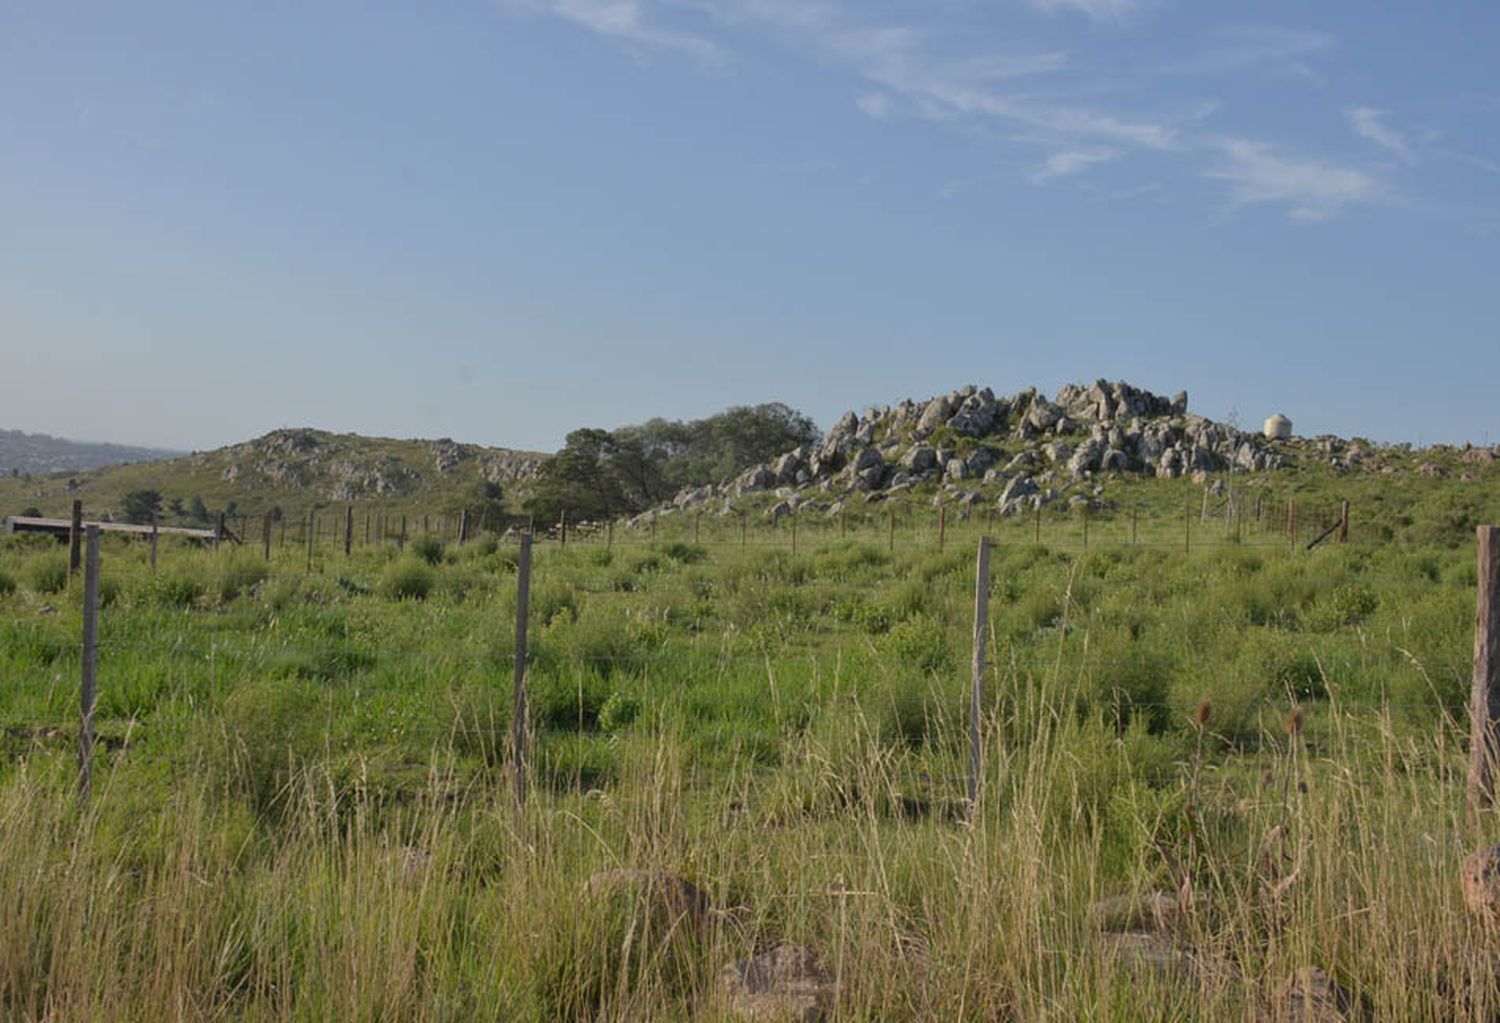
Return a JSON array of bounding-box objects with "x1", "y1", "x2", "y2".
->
[
  {"x1": 526, "y1": 403, "x2": 817, "y2": 522},
  {"x1": 120, "y1": 489, "x2": 163, "y2": 525}
]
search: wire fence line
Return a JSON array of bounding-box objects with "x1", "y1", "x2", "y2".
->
[{"x1": 4, "y1": 520, "x2": 1494, "y2": 810}]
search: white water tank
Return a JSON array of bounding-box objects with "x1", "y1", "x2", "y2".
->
[{"x1": 1263, "y1": 413, "x2": 1292, "y2": 440}]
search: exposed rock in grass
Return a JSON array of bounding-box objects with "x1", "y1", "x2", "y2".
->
[
  {"x1": 585, "y1": 869, "x2": 713, "y2": 934},
  {"x1": 1262, "y1": 966, "x2": 1352, "y2": 1022},
  {"x1": 1090, "y1": 890, "x2": 1183, "y2": 933},
  {"x1": 1462, "y1": 845, "x2": 1500, "y2": 919},
  {"x1": 719, "y1": 944, "x2": 836, "y2": 1022}
]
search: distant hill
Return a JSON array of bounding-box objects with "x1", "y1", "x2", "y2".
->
[
  {"x1": 0, "y1": 429, "x2": 181, "y2": 476},
  {"x1": 0, "y1": 427, "x2": 547, "y2": 526}
]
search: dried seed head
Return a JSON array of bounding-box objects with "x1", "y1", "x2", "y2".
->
[
  {"x1": 1285, "y1": 707, "x2": 1303, "y2": 737},
  {"x1": 1195, "y1": 699, "x2": 1212, "y2": 727}
]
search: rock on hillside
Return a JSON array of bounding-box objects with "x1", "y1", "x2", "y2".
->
[
  {"x1": 211, "y1": 429, "x2": 546, "y2": 502},
  {"x1": 657, "y1": 381, "x2": 1304, "y2": 519}
]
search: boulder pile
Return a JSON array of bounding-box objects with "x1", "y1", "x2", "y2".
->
[{"x1": 656, "y1": 380, "x2": 1293, "y2": 520}]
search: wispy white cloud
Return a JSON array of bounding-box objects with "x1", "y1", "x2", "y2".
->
[
  {"x1": 1347, "y1": 107, "x2": 1412, "y2": 162},
  {"x1": 1207, "y1": 139, "x2": 1383, "y2": 220},
  {"x1": 1027, "y1": 0, "x2": 1137, "y2": 24},
  {"x1": 855, "y1": 92, "x2": 892, "y2": 118},
  {"x1": 827, "y1": 26, "x2": 1174, "y2": 149},
  {"x1": 1032, "y1": 147, "x2": 1119, "y2": 183},
  {"x1": 1164, "y1": 26, "x2": 1331, "y2": 77},
  {"x1": 516, "y1": 0, "x2": 720, "y2": 60}
]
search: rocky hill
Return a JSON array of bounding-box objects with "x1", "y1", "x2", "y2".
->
[
  {"x1": 0, "y1": 429, "x2": 180, "y2": 475},
  {"x1": 657, "y1": 380, "x2": 1413, "y2": 521},
  {"x1": 0, "y1": 427, "x2": 546, "y2": 522}
]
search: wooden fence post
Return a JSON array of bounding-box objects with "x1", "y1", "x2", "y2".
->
[
  {"x1": 150, "y1": 515, "x2": 159, "y2": 573},
  {"x1": 695, "y1": 511, "x2": 701, "y2": 544},
  {"x1": 345, "y1": 506, "x2": 354, "y2": 556},
  {"x1": 79, "y1": 526, "x2": 100, "y2": 801},
  {"x1": 1034, "y1": 503, "x2": 1041, "y2": 546},
  {"x1": 607, "y1": 520, "x2": 614, "y2": 550},
  {"x1": 263, "y1": 512, "x2": 273, "y2": 562},
  {"x1": 69, "y1": 500, "x2": 83, "y2": 576},
  {"x1": 1184, "y1": 496, "x2": 1191, "y2": 554},
  {"x1": 513, "y1": 533, "x2": 533, "y2": 813},
  {"x1": 969, "y1": 536, "x2": 991, "y2": 811},
  {"x1": 1469, "y1": 526, "x2": 1500, "y2": 811},
  {"x1": 559, "y1": 509, "x2": 568, "y2": 547},
  {"x1": 938, "y1": 505, "x2": 946, "y2": 551},
  {"x1": 306, "y1": 511, "x2": 315, "y2": 573},
  {"x1": 888, "y1": 507, "x2": 895, "y2": 553},
  {"x1": 1287, "y1": 500, "x2": 1296, "y2": 548},
  {"x1": 1338, "y1": 500, "x2": 1350, "y2": 543},
  {"x1": 1131, "y1": 506, "x2": 1138, "y2": 546},
  {"x1": 459, "y1": 510, "x2": 469, "y2": 546},
  {"x1": 399, "y1": 515, "x2": 407, "y2": 550}
]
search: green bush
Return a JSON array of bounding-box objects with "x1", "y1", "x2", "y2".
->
[
  {"x1": 380, "y1": 558, "x2": 435, "y2": 601},
  {"x1": 410, "y1": 535, "x2": 446, "y2": 566},
  {"x1": 25, "y1": 554, "x2": 68, "y2": 594},
  {"x1": 142, "y1": 571, "x2": 206, "y2": 609},
  {"x1": 598, "y1": 690, "x2": 642, "y2": 732},
  {"x1": 878, "y1": 614, "x2": 954, "y2": 675},
  {"x1": 217, "y1": 557, "x2": 269, "y2": 602},
  {"x1": 0, "y1": 569, "x2": 15, "y2": 597}
]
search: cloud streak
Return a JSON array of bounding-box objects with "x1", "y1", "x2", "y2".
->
[
  {"x1": 1027, "y1": 0, "x2": 1138, "y2": 24},
  {"x1": 1348, "y1": 107, "x2": 1412, "y2": 162},
  {"x1": 1207, "y1": 139, "x2": 1382, "y2": 220},
  {"x1": 1033, "y1": 147, "x2": 1119, "y2": 183},
  {"x1": 517, "y1": 0, "x2": 720, "y2": 60}
]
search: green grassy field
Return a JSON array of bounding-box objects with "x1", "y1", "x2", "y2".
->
[{"x1": 2, "y1": 471, "x2": 1499, "y2": 1020}]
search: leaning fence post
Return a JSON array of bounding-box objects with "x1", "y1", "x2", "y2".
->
[
  {"x1": 513, "y1": 533, "x2": 533, "y2": 812},
  {"x1": 969, "y1": 536, "x2": 991, "y2": 811},
  {"x1": 1469, "y1": 526, "x2": 1500, "y2": 811},
  {"x1": 79, "y1": 526, "x2": 100, "y2": 801}
]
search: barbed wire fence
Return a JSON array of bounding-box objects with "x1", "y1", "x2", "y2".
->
[{"x1": 5, "y1": 509, "x2": 1498, "y2": 815}]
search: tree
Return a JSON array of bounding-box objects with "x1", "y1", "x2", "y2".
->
[
  {"x1": 168, "y1": 496, "x2": 185, "y2": 518},
  {"x1": 189, "y1": 495, "x2": 210, "y2": 523},
  {"x1": 442, "y1": 479, "x2": 508, "y2": 530},
  {"x1": 526, "y1": 404, "x2": 819, "y2": 522},
  {"x1": 120, "y1": 489, "x2": 163, "y2": 525}
]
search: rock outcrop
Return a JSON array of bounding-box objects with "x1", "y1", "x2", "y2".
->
[{"x1": 663, "y1": 380, "x2": 1292, "y2": 518}]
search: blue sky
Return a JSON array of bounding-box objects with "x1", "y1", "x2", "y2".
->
[{"x1": 1, "y1": 1, "x2": 1497, "y2": 451}]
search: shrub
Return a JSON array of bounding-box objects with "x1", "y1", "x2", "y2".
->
[
  {"x1": 217, "y1": 557, "x2": 269, "y2": 602},
  {"x1": 879, "y1": 614, "x2": 954, "y2": 675},
  {"x1": 410, "y1": 535, "x2": 446, "y2": 566},
  {"x1": 216, "y1": 677, "x2": 326, "y2": 815},
  {"x1": 143, "y1": 571, "x2": 205, "y2": 609},
  {"x1": 598, "y1": 690, "x2": 642, "y2": 732},
  {"x1": 25, "y1": 554, "x2": 68, "y2": 594},
  {"x1": 380, "y1": 558, "x2": 435, "y2": 601}
]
